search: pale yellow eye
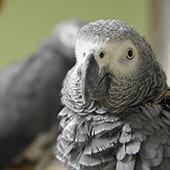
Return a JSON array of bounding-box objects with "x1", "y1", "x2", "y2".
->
[{"x1": 126, "y1": 49, "x2": 135, "y2": 60}]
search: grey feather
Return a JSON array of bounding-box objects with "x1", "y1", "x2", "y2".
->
[
  {"x1": 116, "y1": 158, "x2": 135, "y2": 170},
  {"x1": 163, "y1": 145, "x2": 170, "y2": 157},
  {"x1": 116, "y1": 144, "x2": 126, "y2": 161},
  {"x1": 0, "y1": 19, "x2": 87, "y2": 169},
  {"x1": 83, "y1": 137, "x2": 115, "y2": 155},
  {"x1": 126, "y1": 141, "x2": 141, "y2": 155}
]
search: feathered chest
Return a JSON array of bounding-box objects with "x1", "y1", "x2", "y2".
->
[
  {"x1": 56, "y1": 107, "x2": 124, "y2": 170},
  {"x1": 56, "y1": 102, "x2": 170, "y2": 170}
]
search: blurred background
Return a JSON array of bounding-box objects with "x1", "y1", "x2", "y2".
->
[
  {"x1": 0, "y1": 0, "x2": 169, "y2": 170},
  {"x1": 0, "y1": 0, "x2": 149, "y2": 67}
]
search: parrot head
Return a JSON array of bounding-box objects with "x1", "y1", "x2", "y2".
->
[{"x1": 75, "y1": 20, "x2": 167, "y2": 112}]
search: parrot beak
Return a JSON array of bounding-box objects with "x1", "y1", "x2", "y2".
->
[{"x1": 81, "y1": 53, "x2": 111, "y2": 103}]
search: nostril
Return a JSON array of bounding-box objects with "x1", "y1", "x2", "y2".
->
[{"x1": 83, "y1": 52, "x2": 86, "y2": 57}]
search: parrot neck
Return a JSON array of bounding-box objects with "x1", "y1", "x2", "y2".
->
[
  {"x1": 101, "y1": 65, "x2": 168, "y2": 114},
  {"x1": 61, "y1": 62, "x2": 168, "y2": 115}
]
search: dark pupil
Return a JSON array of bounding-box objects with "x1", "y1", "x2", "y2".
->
[
  {"x1": 128, "y1": 50, "x2": 133, "y2": 57},
  {"x1": 99, "y1": 52, "x2": 104, "y2": 58}
]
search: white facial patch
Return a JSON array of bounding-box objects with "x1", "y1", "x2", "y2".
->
[
  {"x1": 75, "y1": 39, "x2": 139, "y2": 75},
  {"x1": 75, "y1": 39, "x2": 111, "y2": 70},
  {"x1": 107, "y1": 40, "x2": 139, "y2": 75}
]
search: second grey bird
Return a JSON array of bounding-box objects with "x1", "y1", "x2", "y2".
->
[{"x1": 0, "y1": 19, "x2": 86, "y2": 169}]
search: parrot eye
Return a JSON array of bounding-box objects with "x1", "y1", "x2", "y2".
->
[
  {"x1": 99, "y1": 52, "x2": 105, "y2": 59},
  {"x1": 126, "y1": 49, "x2": 135, "y2": 60}
]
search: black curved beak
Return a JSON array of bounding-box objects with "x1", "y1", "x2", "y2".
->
[{"x1": 81, "y1": 53, "x2": 111, "y2": 103}]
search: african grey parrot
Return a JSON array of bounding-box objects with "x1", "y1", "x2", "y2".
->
[
  {"x1": 56, "y1": 19, "x2": 170, "y2": 170},
  {"x1": 0, "y1": 19, "x2": 86, "y2": 169}
]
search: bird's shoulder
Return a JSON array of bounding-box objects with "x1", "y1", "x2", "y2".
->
[{"x1": 121, "y1": 99, "x2": 170, "y2": 170}]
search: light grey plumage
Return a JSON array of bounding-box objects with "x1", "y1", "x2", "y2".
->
[
  {"x1": 56, "y1": 19, "x2": 170, "y2": 170},
  {"x1": 0, "y1": 19, "x2": 86, "y2": 169}
]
